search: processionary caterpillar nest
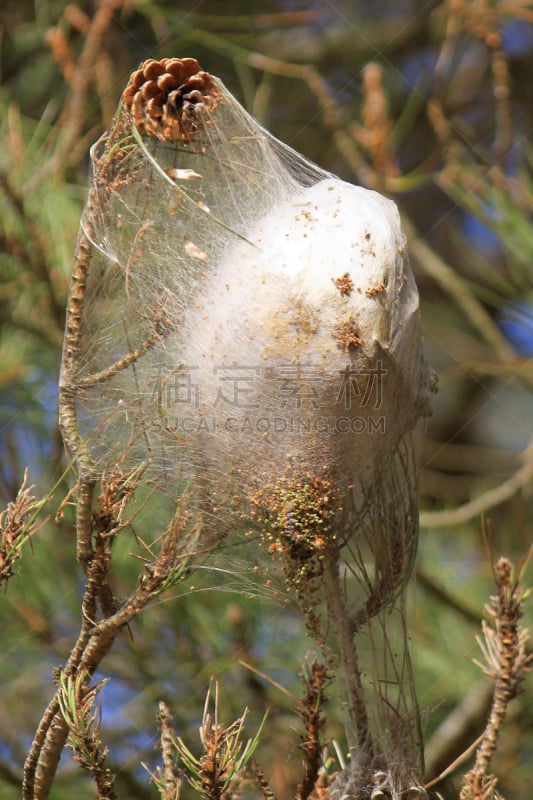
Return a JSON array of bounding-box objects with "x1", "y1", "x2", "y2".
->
[{"x1": 60, "y1": 57, "x2": 436, "y2": 800}]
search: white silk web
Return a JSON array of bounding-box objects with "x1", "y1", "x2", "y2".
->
[{"x1": 60, "y1": 58, "x2": 435, "y2": 800}]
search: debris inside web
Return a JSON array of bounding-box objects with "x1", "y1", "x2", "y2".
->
[{"x1": 60, "y1": 57, "x2": 435, "y2": 799}]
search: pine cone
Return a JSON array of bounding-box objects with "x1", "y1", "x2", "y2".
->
[{"x1": 123, "y1": 57, "x2": 220, "y2": 143}]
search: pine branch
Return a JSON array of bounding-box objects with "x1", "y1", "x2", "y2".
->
[
  {"x1": 57, "y1": 672, "x2": 117, "y2": 799},
  {"x1": 0, "y1": 469, "x2": 44, "y2": 587}
]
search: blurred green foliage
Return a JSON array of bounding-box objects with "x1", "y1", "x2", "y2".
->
[{"x1": 0, "y1": 2, "x2": 532, "y2": 799}]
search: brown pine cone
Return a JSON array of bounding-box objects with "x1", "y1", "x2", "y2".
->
[{"x1": 123, "y1": 57, "x2": 220, "y2": 143}]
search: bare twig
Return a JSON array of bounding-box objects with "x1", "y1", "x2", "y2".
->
[
  {"x1": 322, "y1": 551, "x2": 374, "y2": 762},
  {"x1": 58, "y1": 220, "x2": 99, "y2": 573},
  {"x1": 155, "y1": 702, "x2": 181, "y2": 800},
  {"x1": 420, "y1": 440, "x2": 533, "y2": 528},
  {"x1": 424, "y1": 680, "x2": 493, "y2": 781},
  {"x1": 416, "y1": 565, "x2": 482, "y2": 626},
  {"x1": 76, "y1": 311, "x2": 174, "y2": 389},
  {"x1": 251, "y1": 760, "x2": 276, "y2": 800},
  {"x1": 296, "y1": 661, "x2": 330, "y2": 800},
  {"x1": 425, "y1": 731, "x2": 485, "y2": 791}
]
